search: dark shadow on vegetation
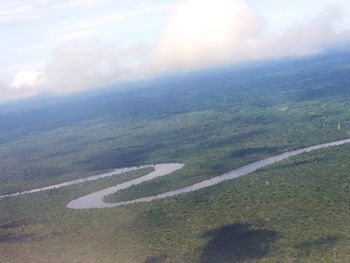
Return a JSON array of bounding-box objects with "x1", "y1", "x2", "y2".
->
[
  {"x1": 0, "y1": 219, "x2": 45, "y2": 230},
  {"x1": 10, "y1": 166, "x2": 67, "y2": 182},
  {"x1": 300, "y1": 84, "x2": 350, "y2": 101},
  {"x1": 78, "y1": 144, "x2": 162, "y2": 171},
  {"x1": 233, "y1": 115, "x2": 281, "y2": 125},
  {"x1": 295, "y1": 235, "x2": 342, "y2": 256},
  {"x1": 268, "y1": 156, "x2": 328, "y2": 171},
  {"x1": 0, "y1": 222, "x2": 25, "y2": 230},
  {"x1": 0, "y1": 233, "x2": 36, "y2": 243},
  {"x1": 302, "y1": 110, "x2": 341, "y2": 121},
  {"x1": 25, "y1": 166, "x2": 67, "y2": 179},
  {"x1": 48, "y1": 149, "x2": 79, "y2": 158},
  {"x1": 209, "y1": 129, "x2": 268, "y2": 150},
  {"x1": 230, "y1": 146, "x2": 282, "y2": 159},
  {"x1": 143, "y1": 255, "x2": 167, "y2": 263},
  {"x1": 199, "y1": 223, "x2": 279, "y2": 263},
  {"x1": 140, "y1": 208, "x2": 170, "y2": 228}
]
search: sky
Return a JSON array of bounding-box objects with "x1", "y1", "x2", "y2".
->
[{"x1": 1, "y1": 0, "x2": 350, "y2": 103}]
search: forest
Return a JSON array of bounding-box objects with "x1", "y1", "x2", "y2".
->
[{"x1": 1, "y1": 51, "x2": 350, "y2": 262}]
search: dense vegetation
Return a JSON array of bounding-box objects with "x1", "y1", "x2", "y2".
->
[{"x1": 1, "y1": 51, "x2": 350, "y2": 262}]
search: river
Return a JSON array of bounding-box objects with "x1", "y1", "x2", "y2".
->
[{"x1": 2, "y1": 138, "x2": 350, "y2": 209}]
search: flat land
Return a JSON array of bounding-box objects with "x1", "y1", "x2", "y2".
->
[{"x1": 1, "y1": 53, "x2": 350, "y2": 262}]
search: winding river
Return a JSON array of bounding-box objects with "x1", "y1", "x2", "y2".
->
[{"x1": 2, "y1": 138, "x2": 350, "y2": 209}]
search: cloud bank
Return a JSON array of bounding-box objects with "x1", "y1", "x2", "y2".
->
[
  {"x1": 2, "y1": 42, "x2": 151, "y2": 102},
  {"x1": 2, "y1": 0, "x2": 350, "y2": 103},
  {"x1": 156, "y1": 0, "x2": 350, "y2": 70},
  {"x1": 41, "y1": 42, "x2": 148, "y2": 94},
  {"x1": 156, "y1": 0, "x2": 263, "y2": 69}
]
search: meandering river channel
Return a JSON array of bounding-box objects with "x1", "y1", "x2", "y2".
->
[{"x1": 2, "y1": 138, "x2": 350, "y2": 209}]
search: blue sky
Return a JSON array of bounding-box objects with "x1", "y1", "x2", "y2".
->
[
  {"x1": 1, "y1": 0, "x2": 350, "y2": 103},
  {"x1": 0, "y1": 0, "x2": 173, "y2": 79}
]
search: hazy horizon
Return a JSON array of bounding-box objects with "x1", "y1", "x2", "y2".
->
[{"x1": 1, "y1": 0, "x2": 350, "y2": 103}]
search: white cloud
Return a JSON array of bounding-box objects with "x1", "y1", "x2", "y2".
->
[
  {"x1": 42, "y1": 42, "x2": 125, "y2": 94},
  {"x1": 1, "y1": 0, "x2": 350, "y2": 103},
  {"x1": 155, "y1": 0, "x2": 350, "y2": 70},
  {"x1": 11, "y1": 70, "x2": 44, "y2": 89},
  {"x1": 3, "y1": 41, "x2": 151, "y2": 101},
  {"x1": 156, "y1": 0, "x2": 264, "y2": 69},
  {"x1": 0, "y1": 69, "x2": 45, "y2": 103},
  {"x1": 262, "y1": 5, "x2": 347, "y2": 58},
  {"x1": 0, "y1": 81, "x2": 40, "y2": 103}
]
